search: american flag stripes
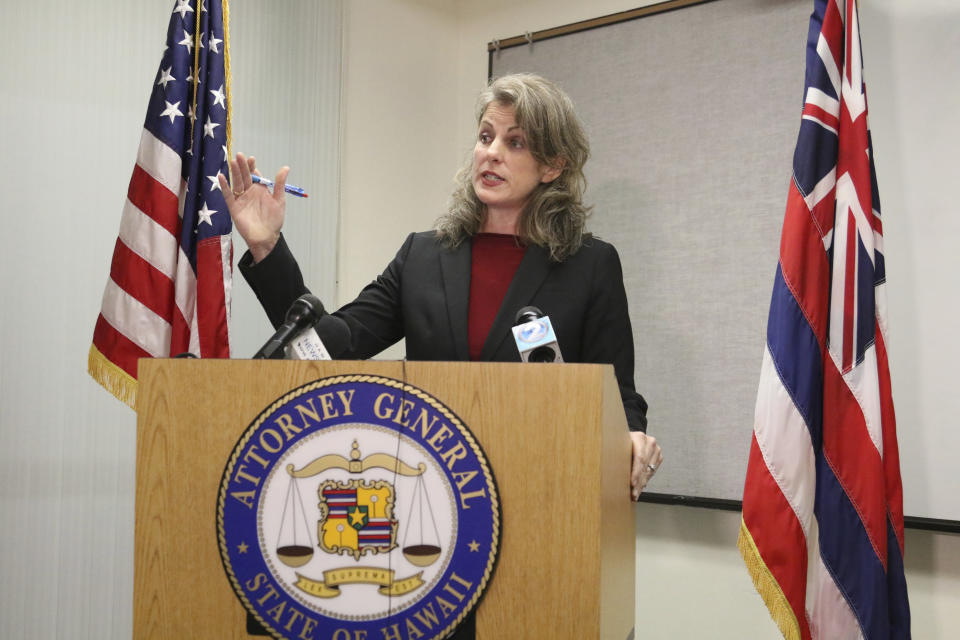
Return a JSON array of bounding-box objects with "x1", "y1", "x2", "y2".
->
[
  {"x1": 739, "y1": 1, "x2": 910, "y2": 639},
  {"x1": 88, "y1": 0, "x2": 233, "y2": 408}
]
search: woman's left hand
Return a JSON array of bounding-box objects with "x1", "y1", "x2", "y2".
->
[
  {"x1": 218, "y1": 152, "x2": 289, "y2": 262},
  {"x1": 630, "y1": 431, "x2": 663, "y2": 501}
]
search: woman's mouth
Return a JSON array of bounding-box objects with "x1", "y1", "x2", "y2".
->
[{"x1": 480, "y1": 171, "x2": 504, "y2": 186}]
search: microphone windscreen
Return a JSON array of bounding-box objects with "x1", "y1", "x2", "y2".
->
[
  {"x1": 514, "y1": 305, "x2": 543, "y2": 326},
  {"x1": 285, "y1": 294, "x2": 325, "y2": 326}
]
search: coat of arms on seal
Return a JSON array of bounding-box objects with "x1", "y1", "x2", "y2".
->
[{"x1": 217, "y1": 375, "x2": 500, "y2": 640}]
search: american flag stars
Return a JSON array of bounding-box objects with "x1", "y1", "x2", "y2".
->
[
  {"x1": 160, "y1": 100, "x2": 183, "y2": 124},
  {"x1": 203, "y1": 116, "x2": 220, "y2": 139},
  {"x1": 210, "y1": 84, "x2": 226, "y2": 109},
  {"x1": 178, "y1": 29, "x2": 196, "y2": 54},
  {"x1": 157, "y1": 66, "x2": 176, "y2": 89},
  {"x1": 173, "y1": 0, "x2": 193, "y2": 20},
  {"x1": 197, "y1": 202, "x2": 216, "y2": 226},
  {"x1": 151, "y1": 0, "x2": 229, "y2": 198}
]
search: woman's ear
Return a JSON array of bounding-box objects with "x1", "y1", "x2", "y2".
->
[{"x1": 539, "y1": 157, "x2": 566, "y2": 184}]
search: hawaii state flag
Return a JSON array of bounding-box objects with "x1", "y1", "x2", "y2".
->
[
  {"x1": 738, "y1": 1, "x2": 910, "y2": 638},
  {"x1": 88, "y1": 0, "x2": 233, "y2": 408}
]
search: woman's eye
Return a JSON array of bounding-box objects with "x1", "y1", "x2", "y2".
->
[
  {"x1": 510, "y1": 138, "x2": 525, "y2": 149},
  {"x1": 479, "y1": 132, "x2": 491, "y2": 143}
]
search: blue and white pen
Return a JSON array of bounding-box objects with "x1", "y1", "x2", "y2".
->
[{"x1": 251, "y1": 174, "x2": 309, "y2": 198}]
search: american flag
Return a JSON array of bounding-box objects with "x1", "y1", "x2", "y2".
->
[
  {"x1": 739, "y1": 1, "x2": 910, "y2": 638},
  {"x1": 88, "y1": 0, "x2": 233, "y2": 408}
]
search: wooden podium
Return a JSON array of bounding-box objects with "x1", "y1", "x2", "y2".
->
[{"x1": 135, "y1": 360, "x2": 635, "y2": 639}]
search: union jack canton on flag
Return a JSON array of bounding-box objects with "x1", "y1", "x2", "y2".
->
[
  {"x1": 88, "y1": 0, "x2": 233, "y2": 408},
  {"x1": 738, "y1": 1, "x2": 911, "y2": 639}
]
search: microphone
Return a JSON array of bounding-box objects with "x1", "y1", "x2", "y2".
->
[
  {"x1": 253, "y1": 294, "x2": 329, "y2": 360},
  {"x1": 512, "y1": 306, "x2": 563, "y2": 363}
]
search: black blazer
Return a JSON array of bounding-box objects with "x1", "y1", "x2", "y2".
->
[{"x1": 239, "y1": 231, "x2": 648, "y2": 431}]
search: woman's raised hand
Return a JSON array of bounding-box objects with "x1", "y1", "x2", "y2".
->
[{"x1": 219, "y1": 152, "x2": 290, "y2": 263}]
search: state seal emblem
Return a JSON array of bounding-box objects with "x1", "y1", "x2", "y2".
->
[{"x1": 217, "y1": 375, "x2": 501, "y2": 640}]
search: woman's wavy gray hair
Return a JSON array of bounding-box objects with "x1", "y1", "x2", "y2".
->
[{"x1": 435, "y1": 73, "x2": 591, "y2": 262}]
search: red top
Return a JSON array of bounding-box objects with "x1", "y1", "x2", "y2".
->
[{"x1": 468, "y1": 233, "x2": 527, "y2": 360}]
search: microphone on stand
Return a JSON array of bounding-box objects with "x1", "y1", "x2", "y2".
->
[
  {"x1": 252, "y1": 294, "x2": 330, "y2": 360},
  {"x1": 512, "y1": 306, "x2": 563, "y2": 363}
]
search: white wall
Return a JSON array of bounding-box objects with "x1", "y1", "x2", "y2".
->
[
  {"x1": 0, "y1": 4, "x2": 171, "y2": 636},
  {"x1": 339, "y1": 0, "x2": 960, "y2": 638},
  {"x1": 859, "y1": 0, "x2": 960, "y2": 524},
  {"x1": 0, "y1": 1, "x2": 340, "y2": 637},
  {"x1": 338, "y1": 0, "x2": 461, "y2": 308}
]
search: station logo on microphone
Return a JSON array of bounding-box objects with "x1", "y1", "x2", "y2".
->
[
  {"x1": 516, "y1": 318, "x2": 548, "y2": 343},
  {"x1": 218, "y1": 375, "x2": 500, "y2": 640}
]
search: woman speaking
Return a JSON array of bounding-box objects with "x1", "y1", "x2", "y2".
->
[{"x1": 220, "y1": 73, "x2": 663, "y2": 500}]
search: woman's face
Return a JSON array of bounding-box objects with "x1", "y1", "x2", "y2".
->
[{"x1": 472, "y1": 102, "x2": 561, "y2": 220}]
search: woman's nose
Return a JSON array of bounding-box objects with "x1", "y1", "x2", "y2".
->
[{"x1": 484, "y1": 138, "x2": 504, "y2": 162}]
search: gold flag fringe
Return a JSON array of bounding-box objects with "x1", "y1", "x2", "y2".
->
[
  {"x1": 737, "y1": 518, "x2": 802, "y2": 640},
  {"x1": 223, "y1": 0, "x2": 233, "y2": 164},
  {"x1": 87, "y1": 344, "x2": 137, "y2": 410}
]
